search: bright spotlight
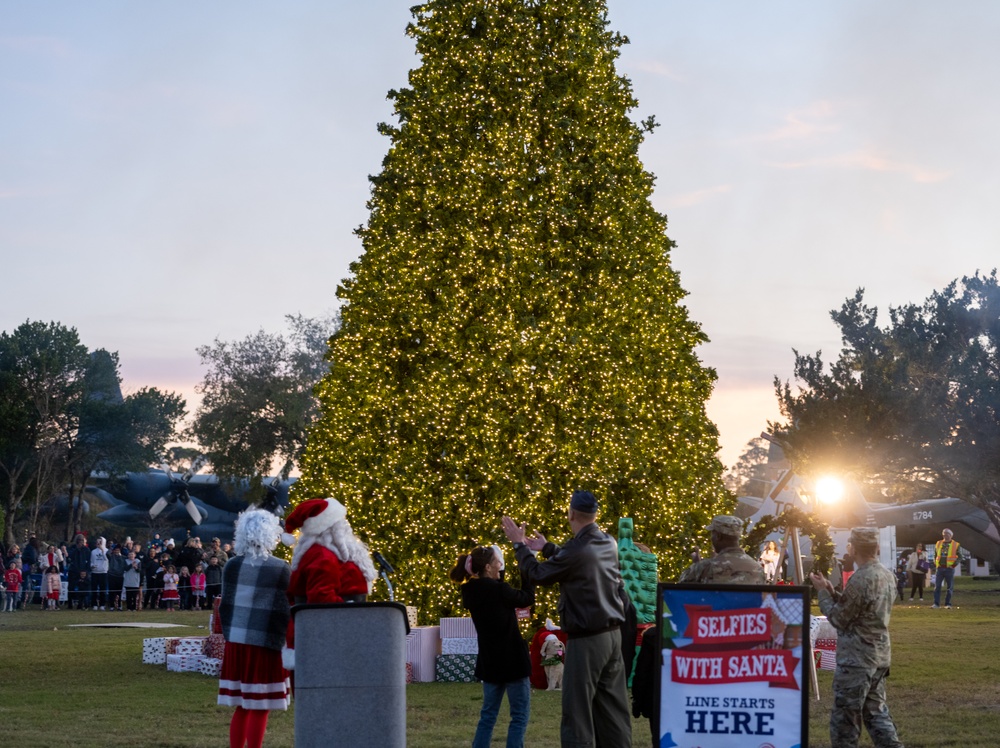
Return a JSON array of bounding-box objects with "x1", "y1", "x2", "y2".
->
[{"x1": 815, "y1": 476, "x2": 845, "y2": 505}]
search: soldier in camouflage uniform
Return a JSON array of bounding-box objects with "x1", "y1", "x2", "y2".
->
[
  {"x1": 679, "y1": 515, "x2": 766, "y2": 584},
  {"x1": 810, "y1": 527, "x2": 904, "y2": 748}
]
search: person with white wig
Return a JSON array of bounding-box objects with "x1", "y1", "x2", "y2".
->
[
  {"x1": 217, "y1": 508, "x2": 291, "y2": 748},
  {"x1": 280, "y1": 497, "x2": 378, "y2": 670}
]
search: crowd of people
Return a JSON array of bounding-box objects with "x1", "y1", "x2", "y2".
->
[
  {"x1": 0, "y1": 532, "x2": 235, "y2": 612},
  {"x1": 5, "y1": 506, "x2": 963, "y2": 748}
]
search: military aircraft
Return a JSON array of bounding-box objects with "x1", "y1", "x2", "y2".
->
[
  {"x1": 739, "y1": 435, "x2": 1000, "y2": 567},
  {"x1": 90, "y1": 466, "x2": 296, "y2": 543}
]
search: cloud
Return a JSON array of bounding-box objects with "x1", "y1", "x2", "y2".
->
[
  {"x1": 762, "y1": 101, "x2": 840, "y2": 141},
  {"x1": 767, "y1": 149, "x2": 951, "y2": 183},
  {"x1": 668, "y1": 184, "x2": 732, "y2": 207}
]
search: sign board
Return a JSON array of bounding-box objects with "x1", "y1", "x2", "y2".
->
[{"x1": 657, "y1": 583, "x2": 810, "y2": 748}]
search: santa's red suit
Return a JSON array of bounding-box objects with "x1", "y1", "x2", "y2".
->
[
  {"x1": 280, "y1": 497, "x2": 376, "y2": 671},
  {"x1": 285, "y1": 543, "x2": 368, "y2": 653}
]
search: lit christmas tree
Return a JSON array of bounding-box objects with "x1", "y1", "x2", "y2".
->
[{"x1": 294, "y1": 0, "x2": 731, "y2": 620}]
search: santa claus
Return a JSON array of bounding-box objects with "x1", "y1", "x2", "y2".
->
[{"x1": 281, "y1": 497, "x2": 378, "y2": 669}]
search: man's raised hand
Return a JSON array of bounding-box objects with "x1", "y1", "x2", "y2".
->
[{"x1": 502, "y1": 516, "x2": 527, "y2": 544}]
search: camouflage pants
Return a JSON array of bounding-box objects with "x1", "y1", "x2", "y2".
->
[{"x1": 831, "y1": 665, "x2": 904, "y2": 748}]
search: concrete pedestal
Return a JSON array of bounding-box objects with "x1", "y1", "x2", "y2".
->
[{"x1": 293, "y1": 602, "x2": 410, "y2": 748}]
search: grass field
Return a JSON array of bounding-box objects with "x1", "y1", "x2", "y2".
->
[{"x1": 2, "y1": 577, "x2": 999, "y2": 747}]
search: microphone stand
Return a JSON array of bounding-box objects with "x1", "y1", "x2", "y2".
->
[{"x1": 380, "y1": 569, "x2": 395, "y2": 602}]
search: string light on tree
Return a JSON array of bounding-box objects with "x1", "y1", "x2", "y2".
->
[{"x1": 292, "y1": 0, "x2": 732, "y2": 622}]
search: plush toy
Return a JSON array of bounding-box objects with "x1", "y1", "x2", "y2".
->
[{"x1": 539, "y1": 634, "x2": 565, "y2": 690}]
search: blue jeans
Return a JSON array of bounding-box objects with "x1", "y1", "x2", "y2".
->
[
  {"x1": 472, "y1": 677, "x2": 530, "y2": 748},
  {"x1": 934, "y1": 567, "x2": 955, "y2": 606}
]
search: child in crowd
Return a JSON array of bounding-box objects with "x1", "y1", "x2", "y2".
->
[
  {"x1": 123, "y1": 552, "x2": 142, "y2": 612},
  {"x1": 43, "y1": 565, "x2": 61, "y2": 610},
  {"x1": 162, "y1": 565, "x2": 180, "y2": 612},
  {"x1": 191, "y1": 563, "x2": 207, "y2": 610},
  {"x1": 178, "y1": 565, "x2": 192, "y2": 610},
  {"x1": 4, "y1": 561, "x2": 21, "y2": 612},
  {"x1": 204, "y1": 555, "x2": 223, "y2": 602},
  {"x1": 73, "y1": 570, "x2": 89, "y2": 609}
]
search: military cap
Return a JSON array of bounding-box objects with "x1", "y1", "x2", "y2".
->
[
  {"x1": 570, "y1": 490, "x2": 599, "y2": 513},
  {"x1": 849, "y1": 527, "x2": 879, "y2": 546},
  {"x1": 706, "y1": 515, "x2": 743, "y2": 538}
]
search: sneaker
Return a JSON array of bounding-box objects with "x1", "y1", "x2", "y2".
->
[
  {"x1": 93, "y1": 606, "x2": 98, "y2": 610},
  {"x1": 931, "y1": 604, "x2": 940, "y2": 608},
  {"x1": 100, "y1": 606, "x2": 106, "y2": 611},
  {"x1": 945, "y1": 605, "x2": 952, "y2": 609}
]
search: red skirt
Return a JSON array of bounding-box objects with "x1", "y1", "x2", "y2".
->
[
  {"x1": 218, "y1": 642, "x2": 290, "y2": 711},
  {"x1": 162, "y1": 589, "x2": 179, "y2": 601}
]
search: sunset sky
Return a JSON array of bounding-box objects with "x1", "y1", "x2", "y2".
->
[{"x1": 3, "y1": 1, "x2": 999, "y2": 468}]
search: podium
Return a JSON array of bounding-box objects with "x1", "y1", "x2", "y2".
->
[{"x1": 292, "y1": 602, "x2": 410, "y2": 748}]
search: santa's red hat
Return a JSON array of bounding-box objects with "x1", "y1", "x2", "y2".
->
[{"x1": 282, "y1": 498, "x2": 347, "y2": 545}]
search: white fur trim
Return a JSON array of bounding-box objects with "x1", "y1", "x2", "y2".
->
[
  {"x1": 300, "y1": 498, "x2": 347, "y2": 537},
  {"x1": 280, "y1": 533, "x2": 297, "y2": 547}
]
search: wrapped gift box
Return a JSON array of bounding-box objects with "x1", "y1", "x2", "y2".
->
[
  {"x1": 166, "y1": 654, "x2": 204, "y2": 673},
  {"x1": 176, "y1": 638, "x2": 207, "y2": 656},
  {"x1": 405, "y1": 625, "x2": 440, "y2": 683},
  {"x1": 212, "y1": 598, "x2": 223, "y2": 633},
  {"x1": 164, "y1": 638, "x2": 181, "y2": 655},
  {"x1": 436, "y1": 654, "x2": 477, "y2": 683},
  {"x1": 406, "y1": 606, "x2": 419, "y2": 629},
  {"x1": 440, "y1": 617, "x2": 476, "y2": 639},
  {"x1": 814, "y1": 638, "x2": 838, "y2": 671},
  {"x1": 809, "y1": 615, "x2": 838, "y2": 671},
  {"x1": 199, "y1": 657, "x2": 222, "y2": 677},
  {"x1": 405, "y1": 662, "x2": 414, "y2": 684},
  {"x1": 441, "y1": 637, "x2": 478, "y2": 655},
  {"x1": 205, "y1": 633, "x2": 225, "y2": 660},
  {"x1": 142, "y1": 638, "x2": 167, "y2": 665}
]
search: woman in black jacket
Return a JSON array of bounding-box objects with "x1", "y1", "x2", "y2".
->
[{"x1": 450, "y1": 546, "x2": 535, "y2": 748}]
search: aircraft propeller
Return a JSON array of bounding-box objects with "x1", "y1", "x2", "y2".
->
[
  {"x1": 149, "y1": 458, "x2": 207, "y2": 525},
  {"x1": 260, "y1": 460, "x2": 293, "y2": 515}
]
